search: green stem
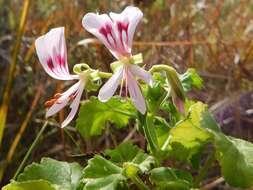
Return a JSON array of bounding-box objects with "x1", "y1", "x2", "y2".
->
[
  {"x1": 139, "y1": 113, "x2": 159, "y2": 156},
  {"x1": 130, "y1": 175, "x2": 149, "y2": 190},
  {"x1": 194, "y1": 151, "x2": 215, "y2": 187},
  {"x1": 13, "y1": 121, "x2": 48, "y2": 180},
  {"x1": 98, "y1": 71, "x2": 113, "y2": 78},
  {"x1": 161, "y1": 134, "x2": 172, "y2": 151}
]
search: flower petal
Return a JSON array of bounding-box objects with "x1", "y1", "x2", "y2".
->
[
  {"x1": 126, "y1": 69, "x2": 146, "y2": 114},
  {"x1": 82, "y1": 6, "x2": 143, "y2": 59},
  {"x1": 109, "y1": 6, "x2": 143, "y2": 51},
  {"x1": 46, "y1": 81, "x2": 81, "y2": 117},
  {"x1": 61, "y1": 81, "x2": 85, "y2": 128},
  {"x1": 35, "y1": 27, "x2": 76, "y2": 80},
  {"x1": 129, "y1": 64, "x2": 153, "y2": 86},
  {"x1": 82, "y1": 13, "x2": 122, "y2": 58},
  {"x1": 98, "y1": 67, "x2": 123, "y2": 102}
]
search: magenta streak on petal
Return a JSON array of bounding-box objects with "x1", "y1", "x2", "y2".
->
[
  {"x1": 117, "y1": 21, "x2": 129, "y2": 48},
  {"x1": 47, "y1": 57, "x2": 64, "y2": 78},
  {"x1": 47, "y1": 57, "x2": 54, "y2": 71},
  {"x1": 56, "y1": 55, "x2": 68, "y2": 74},
  {"x1": 99, "y1": 24, "x2": 116, "y2": 48}
]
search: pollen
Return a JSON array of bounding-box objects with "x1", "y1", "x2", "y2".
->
[
  {"x1": 44, "y1": 93, "x2": 62, "y2": 108},
  {"x1": 44, "y1": 98, "x2": 57, "y2": 108},
  {"x1": 54, "y1": 93, "x2": 62, "y2": 99}
]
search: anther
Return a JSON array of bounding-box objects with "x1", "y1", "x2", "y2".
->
[{"x1": 54, "y1": 93, "x2": 62, "y2": 99}]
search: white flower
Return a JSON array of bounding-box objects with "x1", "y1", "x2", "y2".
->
[
  {"x1": 35, "y1": 27, "x2": 85, "y2": 127},
  {"x1": 82, "y1": 6, "x2": 152, "y2": 114}
]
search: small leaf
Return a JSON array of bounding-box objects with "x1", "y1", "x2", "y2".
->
[
  {"x1": 2, "y1": 180, "x2": 56, "y2": 190},
  {"x1": 145, "y1": 80, "x2": 167, "y2": 112},
  {"x1": 17, "y1": 157, "x2": 82, "y2": 190},
  {"x1": 180, "y1": 68, "x2": 203, "y2": 92},
  {"x1": 105, "y1": 142, "x2": 155, "y2": 173},
  {"x1": 150, "y1": 167, "x2": 193, "y2": 190},
  {"x1": 76, "y1": 97, "x2": 135, "y2": 139},
  {"x1": 83, "y1": 155, "x2": 126, "y2": 190}
]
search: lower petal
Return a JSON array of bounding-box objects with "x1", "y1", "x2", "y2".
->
[
  {"x1": 129, "y1": 64, "x2": 153, "y2": 86},
  {"x1": 127, "y1": 70, "x2": 146, "y2": 114},
  {"x1": 46, "y1": 81, "x2": 81, "y2": 117},
  {"x1": 61, "y1": 82, "x2": 85, "y2": 128},
  {"x1": 98, "y1": 67, "x2": 123, "y2": 102}
]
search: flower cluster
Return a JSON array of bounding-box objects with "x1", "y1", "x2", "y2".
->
[{"x1": 35, "y1": 6, "x2": 153, "y2": 127}]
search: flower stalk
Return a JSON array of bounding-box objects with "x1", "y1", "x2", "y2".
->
[{"x1": 13, "y1": 121, "x2": 48, "y2": 180}]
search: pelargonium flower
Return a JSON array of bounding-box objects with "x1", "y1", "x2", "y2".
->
[
  {"x1": 82, "y1": 6, "x2": 152, "y2": 114},
  {"x1": 35, "y1": 27, "x2": 88, "y2": 127}
]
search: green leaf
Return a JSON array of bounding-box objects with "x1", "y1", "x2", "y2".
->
[
  {"x1": 216, "y1": 135, "x2": 253, "y2": 188},
  {"x1": 180, "y1": 68, "x2": 203, "y2": 92},
  {"x1": 76, "y1": 96, "x2": 135, "y2": 139},
  {"x1": 82, "y1": 142, "x2": 155, "y2": 190},
  {"x1": 2, "y1": 180, "x2": 56, "y2": 190},
  {"x1": 168, "y1": 102, "x2": 211, "y2": 161},
  {"x1": 145, "y1": 80, "x2": 167, "y2": 112},
  {"x1": 201, "y1": 108, "x2": 253, "y2": 188},
  {"x1": 105, "y1": 142, "x2": 155, "y2": 173},
  {"x1": 82, "y1": 155, "x2": 126, "y2": 190},
  {"x1": 17, "y1": 157, "x2": 82, "y2": 190},
  {"x1": 150, "y1": 167, "x2": 193, "y2": 190}
]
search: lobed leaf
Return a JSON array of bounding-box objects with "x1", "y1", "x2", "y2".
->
[
  {"x1": 82, "y1": 155, "x2": 126, "y2": 190},
  {"x1": 105, "y1": 142, "x2": 155, "y2": 173},
  {"x1": 16, "y1": 157, "x2": 82, "y2": 190},
  {"x1": 2, "y1": 180, "x2": 56, "y2": 190},
  {"x1": 76, "y1": 96, "x2": 135, "y2": 139},
  {"x1": 168, "y1": 102, "x2": 211, "y2": 161}
]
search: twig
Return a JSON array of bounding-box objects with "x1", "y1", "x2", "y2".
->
[
  {"x1": 201, "y1": 177, "x2": 224, "y2": 190},
  {"x1": 123, "y1": 125, "x2": 137, "y2": 143}
]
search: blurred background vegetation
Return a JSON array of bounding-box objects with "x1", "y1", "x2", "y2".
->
[{"x1": 1, "y1": 0, "x2": 253, "y2": 189}]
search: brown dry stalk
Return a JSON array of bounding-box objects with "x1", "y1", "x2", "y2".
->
[
  {"x1": 0, "y1": 83, "x2": 43, "y2": 182},
  {"x1": 0, "y1": 0, "x2": 30, "y2": 147},
  {"x1": 6, "y1": 83, "x2": 44, "y2": 164}
]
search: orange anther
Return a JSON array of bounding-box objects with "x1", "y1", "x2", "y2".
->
[
  {"x1": 44, "y1": 98, "x2": 58, "y2": 108},
  {"x1": 54, "y1": 93, "x2": 62, "y2": 99}
]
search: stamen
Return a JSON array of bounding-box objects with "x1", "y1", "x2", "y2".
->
[
  {"x1": 44, "y1": 98, "x2": 57, "y2": 108},
  {"x1": 125, "y1": 67, "x2": 128, "y2": 97},
  {"x1": 54, "y1": 93, "x2": 62, "y2": 99}
]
